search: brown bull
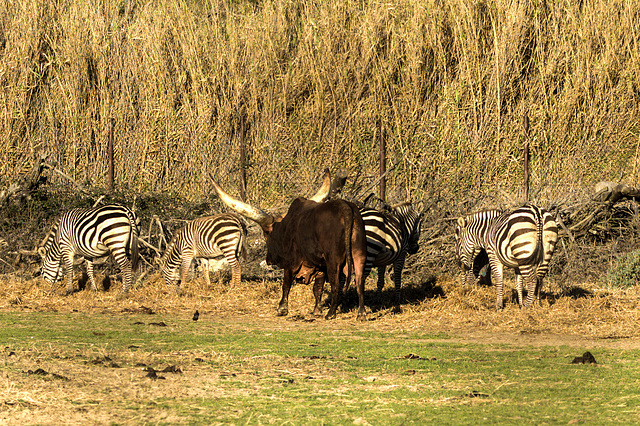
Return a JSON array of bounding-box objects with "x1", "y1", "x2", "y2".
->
[{"x1": 210, "y1": 170, "x2": 368, "y2": 320}]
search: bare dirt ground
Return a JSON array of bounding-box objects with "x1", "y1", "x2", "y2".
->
[{"x1": 1, "y1": 270, "x2": 639, "y2": 351}]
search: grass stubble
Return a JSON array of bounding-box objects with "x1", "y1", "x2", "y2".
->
[{"x1": 0, "y1": 272, "x2": 639, "y2": 424}]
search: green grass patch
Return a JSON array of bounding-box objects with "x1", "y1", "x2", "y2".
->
[{"x1": 1, "y1": 311, "x2": 639, "y2": 424}]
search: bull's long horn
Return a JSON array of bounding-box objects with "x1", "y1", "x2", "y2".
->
[
  {"x1": 209, "y1": 175, "x2": 274, "y2": 227},
  {"x1": 308, "y1": 168, "x2": 332, "y2": 203}
]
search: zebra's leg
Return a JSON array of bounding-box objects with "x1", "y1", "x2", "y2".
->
[
  {"x1": 392, "y1": 253, "x2": 407, "y2": 311},
  {"x1": 515, "y1": 271, "x2": 524, "y2": 307},
  {"x1": 85, "y1": 260, "x2": 98, "y2": 292},
  {"x1": 228, "y1": 255, "x2": 242, "y2": 289},
  {"x1": 536, "y1": 266, "x2": 551, "y2": 307},
  {"x1": 535, "y1": 276, "x2": 543, "y2": 307},
  {"x1": 376, "y1": 265, "x2": 386, "y2": 292},
  {"x1": 120, "y1": 258, "x2": 133, "y2": 293},
  {"x1": 179, "y1": 253, "x2": 194, "y2": 291},
  {"x1": 201, "y1": 259, "x2": 211, "y2": 288},
  {"x1": 109, "y1": 246, "x2": 133, "y2": 294},
  {"x1": 63, "y1": 250, "x2": 75, "y2": 296},
  {"x1": 489, "y1": 259, "x2": 504, "y2": 310},
  {"x1": 520, "y1": 265, "x2": 537, "y2": 307}
]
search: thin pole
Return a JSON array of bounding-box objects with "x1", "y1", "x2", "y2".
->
[
  {"x1": 239, "y1": 115, "x2": 247, "y2": 202},
  {"x1": 108, "y1": 118, "x2": 114, "y2": 192},
  {"x1": 523, "y1": 115, "x2": 530, "y2": 203},
  {"x1": 379, "y1": 121, "x2": 386, "y2": 202}
]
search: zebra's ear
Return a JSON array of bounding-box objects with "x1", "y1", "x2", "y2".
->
[
  {"x1": 457, "y1": 217, "x2": 466, "y2": 228},
  {"x1": 37, "y1": 247, "x2": 46, "y2": 258}
]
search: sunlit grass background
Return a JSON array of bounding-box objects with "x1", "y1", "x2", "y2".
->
[{"x1": 1, "y1": 0, "x2": 638, "y2": 207}]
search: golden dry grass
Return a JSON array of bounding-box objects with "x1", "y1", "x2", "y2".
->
[
  {"x1": 1, "y1": 0, "x2": 639, "y2": 206},
  {"x1": 2, "y1": 271, "x2": 639, "y2": 349}
]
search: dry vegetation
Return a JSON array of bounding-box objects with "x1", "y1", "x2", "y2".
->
[
  {"x1": 2, "y1": 2, "x2": 640, "y2": 423},
  {"x1": 2, "y1": 271, "x2": 640, "y2": 347},
  {"x1": 0, "y1": 0, "x2": 639, "y2": 205},
  {"x1": 0, "y1": 1, "x2": 640, "y2": 344}
]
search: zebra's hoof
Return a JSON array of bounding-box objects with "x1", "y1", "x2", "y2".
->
[{"x1": 276, "y1": 308, "x2": 288, "y2": 317}]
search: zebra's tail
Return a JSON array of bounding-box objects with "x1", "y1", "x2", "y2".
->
[
  {"x1": 239, "y1": 218, "x2": 249, "y2": 262},
  {"x1": 534, "y1": 206, "x2": 544, "y2": 258},
  {"x1": 126, "y1": 209, "x2": 141, "y2": 273}
]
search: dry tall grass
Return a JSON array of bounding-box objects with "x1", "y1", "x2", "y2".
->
[{"x1": 1, "y1": 0, "x2": 639, "y2": 208}]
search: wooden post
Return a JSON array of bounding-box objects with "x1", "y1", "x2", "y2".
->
[
  {"x1": 239, "y1": 115, "x2": 247, "y2": 202},
  {"x1": 108, "y1": 118, "x2": 115, "y2": 192},
  {"x1": 523, "y1": 115, "x2": 530, "y2": 203},
  {"x1": 54, "y1": 118, "x2": 60, "y2": 166},
  {"x1": 378, "y1": 121, "x2": 386, "y2": 202}
]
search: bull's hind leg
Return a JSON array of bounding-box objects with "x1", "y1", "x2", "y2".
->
[
  {"x1": 325, "y1": 264, "x2": 342, "y2": 320},
  {"x1": 353, "y1": 270, "x2": 366, "y2": 320},
  {"x1": 312, "y1": 273, "x2": 326, "y2": 317}
]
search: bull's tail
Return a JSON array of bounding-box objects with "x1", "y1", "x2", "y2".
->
[{"x1": 343, "y1": 203, "x2": 354, "y2": 294}]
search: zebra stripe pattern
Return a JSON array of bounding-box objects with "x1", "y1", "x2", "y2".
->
[
  {"x1": 360, "y1": 203, "x2": 423, "y2": 306},
  {"x1": 160, "y1": 213, "x2": 248, "y2": 288},
  {"x1": 455, "y1": 204, "x2": 558, "y2": 309},
  {"x1": 454, "y1": 209, "x2": 503, "y2": 287},
  {"x1": 38, "y1": 204, "x2": 141, "y2": 295}
]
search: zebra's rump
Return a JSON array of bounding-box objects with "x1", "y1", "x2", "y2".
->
[
  {"x1": 46, "y1": 205, "x2": 138, "y2": 259},
  {"x1": 160, "y1": 213, "x2": 247, "y2": 283}
]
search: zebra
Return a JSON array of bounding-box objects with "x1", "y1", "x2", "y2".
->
[
  {"x1": 159, "y1": 213, "x2": 248, "y2": 289},
  {"x1": 455, "y1": 204, "x2": 558, "y2": 309},
  {"x1": 358, "y1": 202, "x2": 423, "y2": 307},
  {"x1": 38, "y1": 204, "x2": 141, "y2": 295},
  {"x1": 454, "y1": 209, "x2": 503, "y2": 287}
]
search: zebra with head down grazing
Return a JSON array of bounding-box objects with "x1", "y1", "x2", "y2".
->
[
  {"x1": 455, "y1": 204, "x2": 558, "y2": 309},
  {"x1": 38, "y1": 204, "x2": 140, "y2": 295},
  {"x1": 354, "y1": 201, "x2": 423, "y2": 308},
  {"x1": 160, "y1": 213, "x2": 248, "y2": 289}
]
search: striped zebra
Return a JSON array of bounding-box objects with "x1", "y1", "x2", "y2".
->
[
  {"x1": 160, "y1": 213, "x2": 248, "y2": 288},
  {"x1": 455, "y1": 204, "x2": 558, "y2": 309},
  {"x1": 38, "y1": 204, "x2": 141, "y2": 295},
  {"x1": 359, "y1": 203, "x2": 423, "y2": 306}
]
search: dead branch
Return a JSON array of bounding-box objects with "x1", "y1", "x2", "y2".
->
[{"x1": 0, "y1": 154, "x2": 47, "y2": 206}]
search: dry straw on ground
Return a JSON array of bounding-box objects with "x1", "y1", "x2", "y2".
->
[{"x1": 2, "y1": 271, "x2": 639, "y2": 349}]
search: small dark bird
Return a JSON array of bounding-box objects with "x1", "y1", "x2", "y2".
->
[
  {"x1": 571, "y1": 351, "x2": 597, "y2": 364},
  {"x1": 192, "y1": 310, "x2": 199, "y2": 322}
]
